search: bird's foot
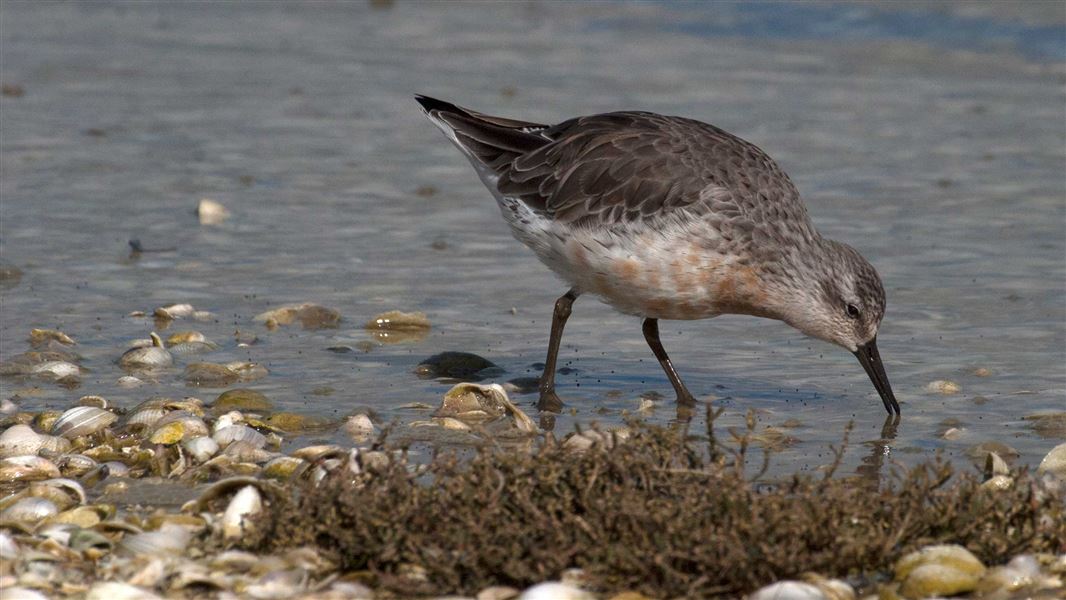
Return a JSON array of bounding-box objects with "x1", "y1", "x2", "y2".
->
[
  {"x1": 675, "y1": 390, "x2": 697, "y2": 407},
  {"x1": 536, "y1": 389, "x2": 564, "y2": 413}
]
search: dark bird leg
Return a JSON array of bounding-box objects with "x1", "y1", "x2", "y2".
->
[
  {"x1": 642, "y1": 318, "x2": 697, "y2": 406},
  {"x1": 537, "y1": 289, "x2": 579, "y2": 413}
]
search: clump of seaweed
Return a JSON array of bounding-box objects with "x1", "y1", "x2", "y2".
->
[{"x1": 245, "y1": 409, "x2": 1065, "y2": 598}]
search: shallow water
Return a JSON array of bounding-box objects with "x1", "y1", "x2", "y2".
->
[{"x1": 2, "y1": 1, "x2": 1063, "y2": 480}]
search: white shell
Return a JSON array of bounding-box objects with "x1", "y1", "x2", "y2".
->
[
  {"x1": 31, "y1": 360, "x2": 81, "y2": 379},
  {"x1": 344, "y1": 414, "x2": 376, "y2": 439},
  {"x1": 221, "y1": 485, "x2": 262, "y2": 540},
  {"x1": 0, "y1": 455, "x2": 61, "y2": 482},
  {"x1": 52, "y1": 406, "x2": 117, "y2": 438},
  {"x1": 0, "y1": 424, "x2": 43, "y2": 457},
  {"x1": 125, "y1": 406, "x2": 167, "y2": 429},
  {"x1": 56, "y1": 453, "x2": 98, "y2": 474},
  {"x1": 31, "y1": 477, "x2": 86, "y2": 506},
  {"x1": 0, "y1": 496, "x2": 59, "y2": 522},
  {"x1": 519, "y1": 583, "x2": 595, "y2": 600},
  {"x1": 119, "y1": 346, "x2": 173, "y2": 368},
  {"x1": 182, "y1": 436, "x2": 219, "y2": 463},
  {"x1": 101, "y1": 461, "x2": 130, "y2": 477},
  {"x1": 213, "y1": 425, "x2": 266, "y2": 449},
  {"x1": 117, "y1": 375, "x2": 145, "y2": 387},
  {"x1": 118, "y1": 524, "x2": 190, "y2": 556},
  {"x1": 221, "y1": 440, "x2": 275, "y2": 463},
  {"x1": 0, "y1": 530, "x2": 19, "y2": 559},
  {"x1": 749, "y1": 581, "x2": 827, "y2": 600},
  {"x1": 0, "y1": 587, "x2": 49, "y2": 600},
  {"x1": 37, "y1": 434, "x2": 72, "y2": 454},
  {"x1": 86, "y1": 582, "x2": 163, "y2": 600}
]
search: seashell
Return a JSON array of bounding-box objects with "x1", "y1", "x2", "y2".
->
[
  {"x1": 221, "y1": 440, "x2": 275, "y2": 463},
  {"x1": 0, "y1": 455, "x2": 61, "y2": 482},
  {"x1": 748, "y1": 582, "x2": 825, "y2": 600},
  {"x1": 37, "y1": 522, "x2": 78, "y2": 545},
  {"x1": 0, "y1": 424, "x2": 43, "y2": 457},
  {"x1": 365, "y1": 310, "x2": 430, "y2": 344},
  {"x1": 222, "y1": 485, "x2": 262, "y2": 540},
  {"x1": 213, "y1": 424, "x2": 266, "y2": 449},
  {"x1": 261, "y1": 456, "x2": 306, "y2": 480},
  {"x1": 31, "y1": 360, "x2": 81, "y2": 379},
  {"x1": 166, "y1": 330, "x2": 206, "y2": 345},
  {"x1": 0, "y1": 530, "x2": 19, "y2": 559},
  {"x1": 152, "y1": 410, "x2": 209, "y2": 436},
  {"x1": 154, "y1": 303, "x2": 195, "y2": 319},
  {"x1": 124, "y1": 407, "x2": 166, "y2": 430},
  {"x1": 344, "y1": 414, "x2": 376, "y2": 439},
  {"x1": 34, "y1": 411, "x2": 63, "y2": 434},
  {"x1": 100, "y1": 461, "x2": 130, "y2": 477},
  {"x1": 261, "y1": 412, "x2": 327, "y2": 434},
  {"x1": 27, "y1": 478, "x2": 86, "y2": 507},
  {"x1": 0, "y1": 496, "x2": 58, "y2": 522},
  {"x1": 926, "y1": 380, "x2": 961, "y2": 394},
  {"x1": 45, "y1": 504, "x2": 112, "y2": 528},
  {"x1": 118, "y1": 523, "x2": 190, "y2": 556},
  {"x1": 255, "y1": 303, "x2": 341, "y2": 330},
  {"x1": 2, "y1": 587, "x2": 50, "y2": 600},
  {"x1": 52, "y1": 406, "x2": 117, "y2": 438},
  {"x1": 182, "y1": 436, "x2": 219, "y2": 463},
  {"x1": 226, "y1": 361, "x2": 268, "y2": 381},
  {"x1": 184, "y1": 362, "x2": 239, "y2": 386},
  {"x1": 149, "y1": 418, "x2": 206, "y2": 445},
  {"x1": 86, "y1": 581, "x2": 164, "y2": 600},
  {"x1": 117, "y1": 375, "x2": 145, "y2": 388},
  {"x1": 29, "y1": 328, "x2": 76, "y2": 347},
  {"x1": 1037, "y1": 442, "x2": 1066, "y2": 478},
  {"x1": 436, "y1": 383, "x2": 535, "y2": 432},
  {"x1": 198, "y1": 198, "x2": 230, "y2": 225},
  {"x1": 69, "y1": 528, "x2": 112, "y2": 552},
  {"x1": 120, "y1": 332, "x2": 173, "y2": 368},
  {"x1": 75, "y1": 395, "x2": 109, "y2": 409},
  {"x1": 517, "y1": 582, "x2": 594, "y2": 600},
  {"x1": 168, "y1": 341, "x2": 219, "y2": 356},
  {"x1": 436, "y1": 382, "x2": 509, "y2": 420},
  {"x1": 213, "y1": 388, "x2": 273, "y2": 412},
  {"x1": 182, "y1": 476, "x2": 274, "y2": 512},
  {"x1": 213, "y1": 410, "x2": 243, "y2": 433},
  {"x1": 245, "y1": 568, "x2": 309, "y2": 598},
  {"x1": 290, "y1": 445, "x2": 345, "y2": 462},
  {"x1": 55, "y1": 454, "x2": 98, "y2": 478}
]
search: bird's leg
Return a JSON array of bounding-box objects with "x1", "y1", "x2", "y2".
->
[
  {"x1": 537, "y1": 289, "x2": 579, "y2": 413},
  {"x1": 642, "y1": 318, "x2": 697, "y2": 406}
]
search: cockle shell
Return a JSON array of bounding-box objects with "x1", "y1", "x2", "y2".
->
[
  {"x1": 221, "y1": 485, "x2": 262, "y2": 540},
  {"x1": 51, "y1": 406, "x2": 117, "y2": 439},
  {"x1": 0, "y1": 497, "x2": 58, "y2": 522},
  {"x1": 0, "y1": 424, "x2": 43, "y2": 457}
]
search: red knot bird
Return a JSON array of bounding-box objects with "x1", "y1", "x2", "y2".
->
[{"x1": 416, "y1": 95, "x2": 899, "y2": 417}]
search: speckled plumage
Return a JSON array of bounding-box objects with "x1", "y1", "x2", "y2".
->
[{"x1": 417, "y1": 95, "x2": 899, "y2": 416}]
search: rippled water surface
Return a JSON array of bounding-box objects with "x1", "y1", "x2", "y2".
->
[{"x1": 2, "y1": 1, "x2": 1063, "y2": 480}]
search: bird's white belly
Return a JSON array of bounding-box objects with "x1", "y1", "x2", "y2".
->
[{"x1": 496, "y1": 198, "x2": 770, "y2": 320}]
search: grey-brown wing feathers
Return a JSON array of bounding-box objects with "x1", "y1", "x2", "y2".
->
[{"x1": 416, "y1": 95, "x2": 813, "y2": 236}]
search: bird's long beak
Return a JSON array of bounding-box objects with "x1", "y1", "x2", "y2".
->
[{"x1": 853, "y1": 337, "x2": 899, "y2": 415}]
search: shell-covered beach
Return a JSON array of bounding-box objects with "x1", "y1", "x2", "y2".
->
[{"x1": 1, "y1": 1, "x2": 1064, "y2": 598}]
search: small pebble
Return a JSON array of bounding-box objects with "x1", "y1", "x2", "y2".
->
[{"x1": 926, "y1": 380, "x2": 961, "y2": 394}]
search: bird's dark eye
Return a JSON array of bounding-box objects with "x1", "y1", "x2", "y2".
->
[{"x1": 845, "y1": 304, "x2": 861, "y2": 319}]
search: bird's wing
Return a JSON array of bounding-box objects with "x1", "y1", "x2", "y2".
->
[{"x1": 417, "y1": 96, "x2": 813, "y2": 238}]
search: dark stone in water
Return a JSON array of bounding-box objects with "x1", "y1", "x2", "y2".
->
[
  {"x1": 415, "y1": 352, "x2": 499, "y2": 381},
  {"x1": 506, "y1": 377, "x2": 540, "y2": 394}
]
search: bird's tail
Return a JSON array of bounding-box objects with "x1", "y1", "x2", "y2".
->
[{"x1": 415, "y1": 94, "x2": 549, "y2": 171}]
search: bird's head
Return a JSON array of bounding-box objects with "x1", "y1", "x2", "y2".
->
[{"x1": 777, "y1": 239, "x2": 899, "y2": 414}]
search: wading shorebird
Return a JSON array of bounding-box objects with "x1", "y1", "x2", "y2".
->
[{"x1": 416, "y1": 95, "x2": 899, "y2": 416}]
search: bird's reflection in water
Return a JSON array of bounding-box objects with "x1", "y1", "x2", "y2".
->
[{"x1": 856, "y1": 414, "x2": 901, "y2": 488}]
